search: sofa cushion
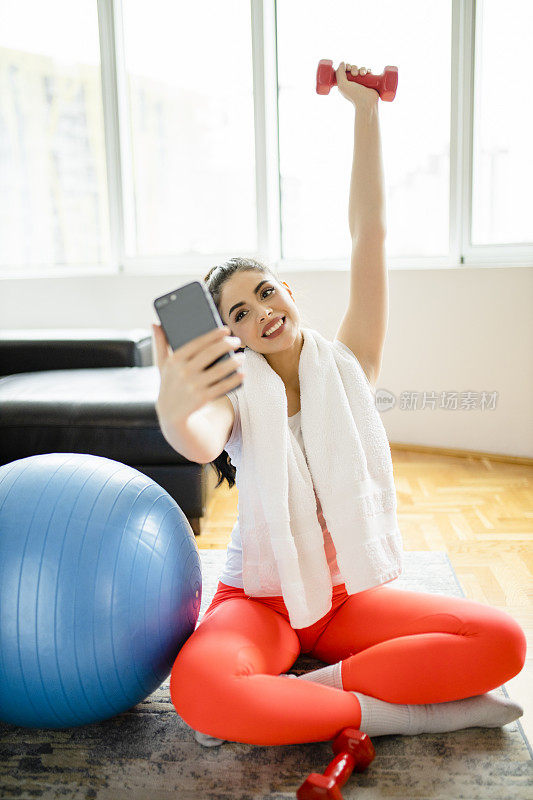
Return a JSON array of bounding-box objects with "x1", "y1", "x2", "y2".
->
[
  {"x1": 0, "y1": 329, "x2": 153, "y2": 377},
  {"x1": 0, "y1": 367, "x2": 189, "y2": 467}
]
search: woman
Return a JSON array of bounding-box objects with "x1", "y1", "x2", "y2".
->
[{"x1": 158, "y1": 63, "x2": 526, "y2": 746}]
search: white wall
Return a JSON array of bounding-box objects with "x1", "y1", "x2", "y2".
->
[{"x1": 1, "y1": 264, "x2": 532, "y2": 458}]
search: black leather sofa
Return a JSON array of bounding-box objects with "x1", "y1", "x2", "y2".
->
[{"x1": 0, "y1": 329, "x2": 219, "y2": 535}]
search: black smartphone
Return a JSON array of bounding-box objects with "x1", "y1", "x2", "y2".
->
[{"x1": 153, "y1": 280, "x2": 242, "y2": 386}]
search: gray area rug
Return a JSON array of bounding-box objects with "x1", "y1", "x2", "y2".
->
[{"x1": 0, "y1": 550, "x2": 531, "y2": 800}]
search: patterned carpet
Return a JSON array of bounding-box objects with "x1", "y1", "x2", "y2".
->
[{"x1": 0, "y1": 550, "x2": 531, "y2": 800}]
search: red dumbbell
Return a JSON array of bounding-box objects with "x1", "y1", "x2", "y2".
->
[
  {"x1": 296, "y1": 727, "x2": 375, "y2": 800},
  {"x1": 316, "y1": 59, "x2": 398, "y2": 101}
]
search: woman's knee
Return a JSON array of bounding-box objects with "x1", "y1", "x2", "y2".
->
[
  {"x1": 168, "y1": 603, "x2": 299, "y2": 728},
  {"x1": 473, "y1": 604, "x2": 527, "y2": 683},
  {"x1": 169, "y1": 629, "x2": 235, "y2": 727},
  {"x1": 495, "y1": 610, "x2": 527, "y2": 679}
]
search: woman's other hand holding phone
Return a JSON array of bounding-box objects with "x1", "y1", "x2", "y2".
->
[{"x1": 151, "y1": 324, "x2": 244, "y2": 426}]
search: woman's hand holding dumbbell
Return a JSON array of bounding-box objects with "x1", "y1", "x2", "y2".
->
[
  {"x1": 335, "y1": 62, "x2": 378, "y2": 108},
  {"x1": 316, "y1": 59, "x2": 398, "y2": 103}
]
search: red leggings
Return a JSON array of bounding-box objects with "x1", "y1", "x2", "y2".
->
[{"x1": 170, "y1": 580, "x2": 526, "y2": 746}]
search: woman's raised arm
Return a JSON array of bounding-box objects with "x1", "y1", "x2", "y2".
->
[{"x1": 333, "y1": 62, "x2": 389, "y2": 385}]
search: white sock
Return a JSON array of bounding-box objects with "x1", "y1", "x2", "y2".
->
[
  {"x1": 351, "y1": 690, "x2": 524, "y2": 737},
  {"x1": 286, "y1": 661, "x2": 344, "y2": 690},
  {"x1": 193, "y1": 729, "x2": 225, "y2": 747}
]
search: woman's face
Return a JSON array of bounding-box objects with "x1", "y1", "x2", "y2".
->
[{"x1": 220, "y1": 272, "x2": 301, "y2": 354}]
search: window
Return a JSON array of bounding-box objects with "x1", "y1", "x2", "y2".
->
[
  {"x1": 277, "y1": 0, "x2": 451, "y2": 260},
  {"x1": 121, "y1": 0, "x2": 257, "y2": 259},
  {"x1": 0, "y1": 0, "x2": 111, "y2": 270},
  {"x1": 1, "y1": 0, "x2": 531, "y2": 276},
  {"x1": 471, "y1": 0, "x2": 533, "y2": 245}
]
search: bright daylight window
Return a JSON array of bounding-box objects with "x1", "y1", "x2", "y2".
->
[
  {"x1": 471, "y1": 0, "x2": 532, "y2": 245},
  {"x1": 0, "y1": 0, "x2": 111, "y2": 270},
  {"x1": 1, "y1": 0, "x2": 531, "y2": 274},
  {"x1": 121, "y1": 0, "x2": 257, "y2": 259},
  {"x1": 277, "y1": 0, "x2": 452, "y2": 260}
]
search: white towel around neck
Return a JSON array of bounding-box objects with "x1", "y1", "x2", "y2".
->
[{"x1": 234, "y1": 327, "x2": 403, "y2": 629}]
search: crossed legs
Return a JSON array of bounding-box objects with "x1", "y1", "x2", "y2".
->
[{"x1": 170, "y1": 585, "x2": 526, "y2": 746}]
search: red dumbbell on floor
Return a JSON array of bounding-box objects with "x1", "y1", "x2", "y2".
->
[
  {"x1": 316, "y1": 59, "x2": 398, "y2": 101},
  {"x1": 297, "y1": 727, "x2": 376, "y2": 799}
]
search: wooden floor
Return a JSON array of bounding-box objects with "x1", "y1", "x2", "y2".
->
[{"x1": 195, "y1": 447, "x2": 533, "y2": 746}]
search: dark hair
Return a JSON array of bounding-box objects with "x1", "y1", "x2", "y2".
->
[{"x1": 203, "y1": 256, "x2": 280, "y2": 490}]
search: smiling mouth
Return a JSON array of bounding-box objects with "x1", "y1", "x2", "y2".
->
[{"x1": 262, "y1": 316, "x2": 286, "y2": 337}]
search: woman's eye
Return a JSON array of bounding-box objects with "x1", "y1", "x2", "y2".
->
[{"x1": 235, "y1": 287, "x2": 274, "y2": 322}]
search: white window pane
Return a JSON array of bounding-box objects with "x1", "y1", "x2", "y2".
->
[
  {"x1": 277, "y1": 0, "x2": 451, "y2": 259},
  {"x1": 472, "y1": 0, "x2": 533, "y2": 245},
  {"x1": 0, "y1": 0, "x2": 111, "y2": 269},
  {"x1": 122, "y1": 0, "x2": 256, "y2": 259}
]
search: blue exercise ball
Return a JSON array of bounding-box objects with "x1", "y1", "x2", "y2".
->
[{"x1": 0, "y1": 453, "x2": 201, "y2": 729}]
